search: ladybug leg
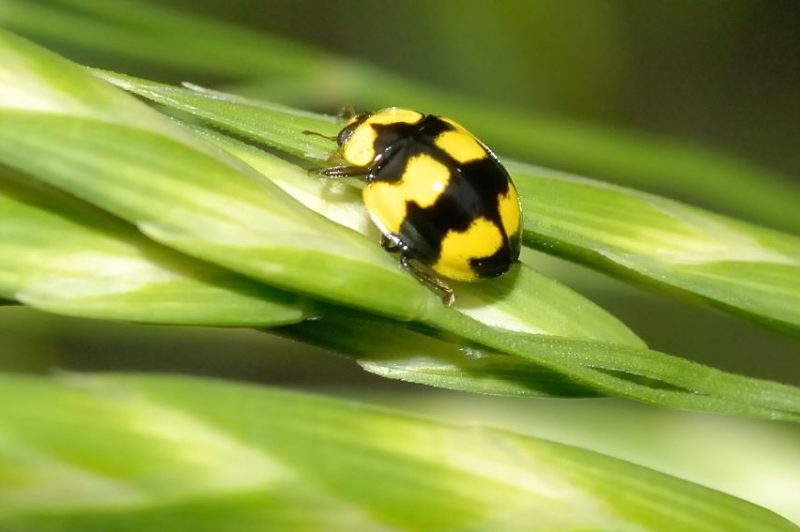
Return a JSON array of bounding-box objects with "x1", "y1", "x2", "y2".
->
[
  {"x1": 312, "y1": 165, "x2": 368, "y2": 179},
  {"x1": 301, "y1": 130, "x2": 339, "y2": 142},
  {"x1": 379, "y1": 233, "x2": 402, "y2": 252},
  {"x1": 400, "y1": 254, "x2": 455, "y2": 307}
]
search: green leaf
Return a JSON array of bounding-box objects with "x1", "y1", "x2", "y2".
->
[
  {"x1": 0, "y1": 167, "x2": 304, "y2": 326},
  {"x1": 4, "y1": 31, "x2": 800, "y2": 422},
  {"x1": 197, "y1": 126, "x2": 644, "y2": 347},
  {"x1": 93, "y1": 72, "x2": 340, "y2": 163},
  {"x1": 512, "y1": 163, "x2": 800, "y2": 334},
  {"x1": 0, "y1": 373, "x2": 793, "y2": 531},
  {"x1": 0, "y1": 30, "x2": 643, "y2": 345},
  {"x1": 100, "y1": 69, "x2": 800, "y2": 338},
  {"x1": 0, "y1": 30, "x2": 439, "y2": 321},
  {"x1": 281, "y1": 303, "x2": 800, "y2": 419},
  {"x1": 112, "y1": 77, "x2": 339, "y2": 163},
  {"x1": 280, "y1": 310, "x2": 599, "y2": 398},
  {"x1": 180, "y1": 123, "x2": 800, "y2": 413},
  {"x1": 431, "y1": 310, "x2": 800, "y2": 422}
]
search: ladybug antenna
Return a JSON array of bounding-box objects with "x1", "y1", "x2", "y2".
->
[{"x1": 302, "y1": 130, "x2": 338, "y2": 142}]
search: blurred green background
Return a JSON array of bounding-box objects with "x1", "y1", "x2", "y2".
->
[{"x1": 1, "y1": 0, "x2": 799, "y2": 521}]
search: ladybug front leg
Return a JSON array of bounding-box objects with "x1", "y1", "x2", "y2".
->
[
  {"x1": 379, "y1": 233, "x2": 403, "y2": 252},
  {"x1": 312, "y1": 165, "x2": 368, "y2": 179}
]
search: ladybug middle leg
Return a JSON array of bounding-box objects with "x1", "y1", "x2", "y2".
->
[
  {"x1": 400, "y1": 254, "x2": 455, "y2": 307},
  {"x1": 312, "y1": 165, "x2": 368, "y2": 178}
]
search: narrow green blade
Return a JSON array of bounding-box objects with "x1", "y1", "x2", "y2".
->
[
  {"x1": 101, "y1": 70, "x2": 800, "y2": 337},
  {"x1": 512, "y1": 163, "x2": 800, "y2": 334},
  {"x1": 2, "y1": 31, "x2": 799, "y2": 421},
  {"x1": 201, "y1": 127, "x2": 645, "y2": 347},
  {"x1": 0, "y1": 30, "x2": 438, "y2": 321},
  {"x1": 0, "y1": 31, "x2": 644, "y2": 345},
  {"x1": 279, "y1": 310, "x2": 598, "y2": 398},
  {"x1": 0, "y1": 168, "x2": 303, "y2": 326}
]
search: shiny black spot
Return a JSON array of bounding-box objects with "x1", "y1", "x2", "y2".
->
[
  {"x1": 470, "y1": 237, "x2": 514, "y2": 278},
  {"x1": 368, "y1": 115, "x2": 453, "y2": 181}
]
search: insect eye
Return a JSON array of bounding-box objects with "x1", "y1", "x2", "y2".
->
[{"x1": 336, "y1": 123, "x2": 357, "y2": 146}]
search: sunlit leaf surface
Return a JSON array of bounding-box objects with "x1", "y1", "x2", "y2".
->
[{"x1": 0, "y1": 168, "x2": 304, "y2": 326}]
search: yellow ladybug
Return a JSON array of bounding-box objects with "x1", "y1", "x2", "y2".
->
[{"x1": 315, "y1": 108, "x2": 521, "y2": 305}]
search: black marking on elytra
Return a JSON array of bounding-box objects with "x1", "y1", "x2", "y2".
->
[
  {"x1": 469, "y1": 242, "x2": 513, "y2": 278},
  {"x1": 367, "y1": 115, "x2": 453, "y2": 182},
  {"x1": 367, "y1": 140, "x2": 416, "y2": 183},
  {"x1": 372, "y1": 115, "x2": 452, "y2": 155},
  {"x1": 396, "y1": 157, "x2": 515, "y2": 275}
]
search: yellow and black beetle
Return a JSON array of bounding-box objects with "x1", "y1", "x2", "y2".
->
[{"x1": 312, "y1": 107, "x2": 522, "y2": 305}]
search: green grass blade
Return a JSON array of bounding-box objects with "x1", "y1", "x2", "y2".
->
[
  {"x1": 0, "y1": 168, "x2": 303, "y2": 326},
  {"x1": 100, "y1": 75, "x2": 339, "y2": 162},
  {"x1": 100, "y1": 70, "x2": 800, "y2": 337},
  {"x1": 280, "y1": 310, "x2": 599, "y2": 398},
  {"x1": 2, "y1": 0, "x2": 798, "y2": 233},
  {"x1": 512, "y1": 163, "x2": 800, "y2": 334},
  {"x1": 430, "y1": 311, "x2": 800, "y2": 422},
  {"x1": 4, "y1": 32, "x2": 800, "y2": 420},
  {"x1": 197, "y1": 126, "x2": 645, "y2": 347},
  {"x1": 0, "y1": 29, "x2": 439, "y2": 321},
  {"x1": 0, "y1": 31, "x2": 645, "y2": 345},
  {"x1": 278, "y1": 303, "x2": 800, "y2": 419},
  {"x1": 0, "y1": 112, "x2": 435, "y2": 319},
  {"x1": 0, "y1": 373, "x2": 793, "y2": 531}
]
